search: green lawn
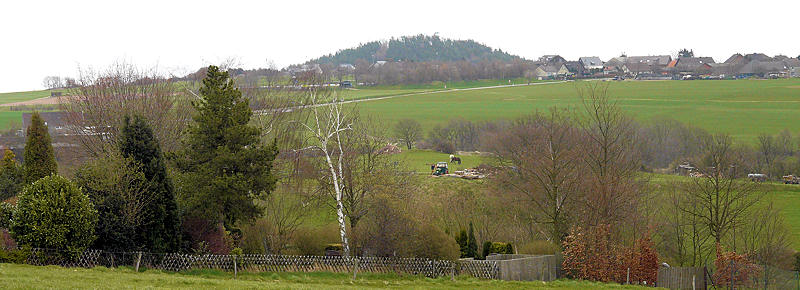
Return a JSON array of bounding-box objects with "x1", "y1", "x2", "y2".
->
[
  {"x1": 0, "y1": 89, "x2": 58, "y2": 104},
  {"x1": 355, "y1": 79, "x2": 800, "y2": 143},
  {"x1": 0, "y1": 263, "x2": 650, "y2": 289}
]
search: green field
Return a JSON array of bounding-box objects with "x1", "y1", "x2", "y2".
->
[
  {"x1": 0, "y1": 89, "x2": 58, "y2": 104},
  {"x1": 354, "y1": 79, "x2": 800, "y2": 143},
  {"x1": 0, "y1": 263, "x2": 648, "y2": 289}
]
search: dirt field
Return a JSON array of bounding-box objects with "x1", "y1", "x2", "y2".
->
[{"x1": 0, "y1": 96, "x2": 73, "y2": 107}]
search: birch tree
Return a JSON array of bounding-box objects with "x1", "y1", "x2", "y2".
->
[{"x1": 300, "y1": 89, "x2": 353, "y2": 257}]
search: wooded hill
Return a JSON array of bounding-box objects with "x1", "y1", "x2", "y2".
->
[{"x1": 309, "y1": 34, "x2": 523, "y2": 65}]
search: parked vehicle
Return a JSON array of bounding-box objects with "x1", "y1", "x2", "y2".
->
[{"x1": 783, "y1": 175, "x2": 800, "y2": 184}]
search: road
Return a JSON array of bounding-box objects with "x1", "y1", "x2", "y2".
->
[{"x1": 255, "y1": 80, "x2": 571, "y2": 114}]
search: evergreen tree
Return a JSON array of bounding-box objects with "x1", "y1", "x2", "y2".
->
[
  {"x1": 467, "y1": 222, "x2": 478, "y2": 258},
  {"x1": 120, "y1": 115, "x2": 181, "y2": 252},
  {"x1": 456, "y1": 229, "x2": 468, "y2": 258},
  {"x1": 0, "y1": 149, "x2": 22, "y2": 201},
  {"x1": 23, "y1": 112, "x2": 57, "y2": 183},
  {"x1": 174, "y1": 65, "x2": 278, "y2": 230}
]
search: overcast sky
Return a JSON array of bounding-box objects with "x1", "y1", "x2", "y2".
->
[{"x1": 1, "y1": 0, "x2": 798, "y2": 93}]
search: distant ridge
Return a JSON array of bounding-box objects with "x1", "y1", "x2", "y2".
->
[{"x1": 308, "y1": 34, "x2": 523, "y2": 65}]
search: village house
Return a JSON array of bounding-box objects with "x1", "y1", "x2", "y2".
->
[
  {"x1": 578, "y1": 57, "x2": 604, "y2": 72},
  {"x1": 667, "y1": 57, "x2": 715, "y2": 76},
  {"x1": 563, "y1": 61, "x2": 586, "y2": 77},
  {"x1": 534, "y1": 64, "x2": 570, "y2": 80}
]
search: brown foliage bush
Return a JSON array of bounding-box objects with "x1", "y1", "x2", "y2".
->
[
  {"x1": 562, "y1": 225, "x2": 658, "y2": 284},
  {"x1": 712, "y1": 244, "x2": 761, "y2": 288}
]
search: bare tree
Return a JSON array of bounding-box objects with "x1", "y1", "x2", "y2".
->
[
  {"x1": 576, "y1": 82, "x2": 643, "y2": 229},
  {"x1": 42, "y1": 76, "x2": 63, "y2": 90},
  {"x1": 487, "y1": 109, "x2": 583, "y2": 243},
  {"x1": 678, "y1": 134, "x2": 764, "y2": 244},
  {"x1": 393, "y1": 119, "x2": 422, "y2": 150},
  {"x1": 63, "y1": 62, "x2": 192, "y2": 156}
]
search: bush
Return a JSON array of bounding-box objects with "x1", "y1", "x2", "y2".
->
[
  {"x1": 0, "y1": 246, "x2": 30, "y2": 263},
  {"x1": 482, "y1": 241, "x2": 514, "y2": 258},
  {"x1": 10, "y1": 175, "x2": 97, "y2": 258},
  {"x1": 0, "y1": 202, "x2": 14, "y2": 229},
  {"x1": 713, "y1": 244, "x2": 761, "y2": 288},
  {"x1": 562, "y1": 225, "x2": 658, "y2": 284},
  {"x1": 409, "y1": 224, "x2": 460, "y2": 261}
]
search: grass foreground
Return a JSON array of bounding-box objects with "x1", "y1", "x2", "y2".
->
[{"x1": 0, "y1": 263, "x2": 652, "y2": 289}]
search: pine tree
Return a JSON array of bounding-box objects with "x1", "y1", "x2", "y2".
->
[
  {"x1": 174, "y1": 65, "x2": 278, "y2": 230},
  {"x1": 120, "y1": 115, "x2": 181, "y2": 252},
  {"x1": 467, "y1": 222, "x2": 478, "y2": 258},
  {"x1": 23, "y1": 112, "x2": 57, "y2": 183},
  {"x1": 0, "y1": 149, "x2": 23, "y2": 201}
]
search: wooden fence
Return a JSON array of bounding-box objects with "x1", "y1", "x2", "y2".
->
[
  {"x1": 23, "y1": 248, "x2": 499, "y2": 279},
  {"x1": 656, "y1": 266, "x2": 707, "y2": 289}
]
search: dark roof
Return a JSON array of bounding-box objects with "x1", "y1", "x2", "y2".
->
[
  {"x1": 744, "y1": 53, "x2": 772, "y2": 62},
  {"x1": 538, "y1": 64, "x2": 564, "y2": 73},
  {"x1": 738, "y1": 60, "x2": 787, "y2": 74},
  {"x1": 564, "y1": 61, "x2": 585, "y2": 73},
  {"x1": 724, "y1": 53, "x2": 744, "y2": 64},
  {"x1": 671, "y1": 57, "x2": 715, "y2": 71}
]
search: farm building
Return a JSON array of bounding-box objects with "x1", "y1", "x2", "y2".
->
[{"x1": 21, "y1": 112, "x2": 72, "y2": 137}]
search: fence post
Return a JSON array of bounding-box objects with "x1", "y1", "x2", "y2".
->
[
  {"x1": 233, "y1": 255, "x2": 238, "y2": 279},
  {"x1": 135, "y1": 251, "x2": 142, "y2": 272},
  {"x1": 729, "y1": 260, "x2": 733, "y2": 290},
  {"x1": 450, "y1": 262, "x2": 455, "y2": 281},
  {"x1": 352, "y1": 257, "x2": 359, "y2": 280},
  {"x1": 692, "y1": 274, "x2": 695, "y2": 290}
]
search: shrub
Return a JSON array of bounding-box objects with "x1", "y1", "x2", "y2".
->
[
  {"x1": 562, "y1": 225, "x2": 658, "y2": 284},
  {"x1": 482, "y1": 241, "x2": 515, "y2": 258},
  {"x1": 0, "y1": 202, "x2": 14, "y2": 229},
  {"x1": 10, "y1": 175, "x2": 97, "y2": 258},
  {"x1": 713, "y1": 244, "x2": 761, "y2": 288},
  {"x1": 0, "y1": 246, "x2": 30, "y2": 263},
  {"x1": 408, "y1": 224, "x2": 460, "y2": 260}
]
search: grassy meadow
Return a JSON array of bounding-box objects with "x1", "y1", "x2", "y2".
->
[
  {"x1": 355, "y1": 79, "x2": 800, "y2": 143},
  {"x1": 0, "y1": 263, "x2": 649, "y2": 289}
]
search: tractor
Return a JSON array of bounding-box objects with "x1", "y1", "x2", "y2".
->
[{"x1": 432, "y1": 162, "x2": 449, "y2": 176}]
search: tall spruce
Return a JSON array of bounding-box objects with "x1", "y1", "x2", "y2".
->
[
  {"x1": 174, "y1": 65, "x2": 278, "y2": 230},
  {"x1": 120, "y1": 115, "x2": 181, "y2": 252},
  {"x1": 23, "y1": 112, "x2": 57, "y2": 183}
]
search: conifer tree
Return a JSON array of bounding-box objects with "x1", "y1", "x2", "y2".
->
[
  {"x1": 120, "y1": 115, "x2": 181, "y2": 252},
  {"x1": 467, "y1": 222, "x2": 478, "y2": 258},
  {"x1": 23, "y1": 112, "x2": 57, "y2": 183},
  {"x1": 0, "y1": 149, "x2": 23, "y2": 201},
  {"x1": 174, "y1": 65, "x2": 278, "y2": 230}
]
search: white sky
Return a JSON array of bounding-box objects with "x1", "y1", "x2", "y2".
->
[{"x1": 1, "y1": 0, "x2": 798, "y2": 93}]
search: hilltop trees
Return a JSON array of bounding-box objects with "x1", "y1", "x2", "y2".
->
[
  {"x1": 23, "y1": 112, "x2": 57, "y2": 183},
  {"x1": 174, "y1": 65, "x2": 278, "y2": 233}
]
